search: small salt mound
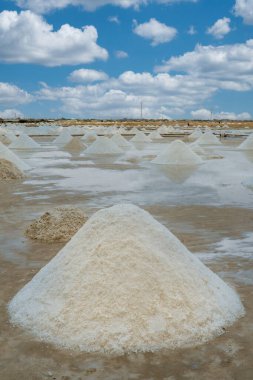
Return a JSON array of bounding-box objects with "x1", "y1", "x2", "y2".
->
[
  {"x1": 26, "y1": 207, "x2": 87, "y2": 243},
  {"x1": 131, "y1": 131, "x2": 151, "y2": 143},
  {"x1": 188, "y1": 130, "x2": 202, "y2": 142},
  {"x1": 238, "y1": 134, "x2": 253, "y2": 150},
  {"x1": 64, "y1": 137, "x2": 86, "y2": 151},
  {"x1": 82, "y1": 131, "x2": 97, "y2": 143},
  {"x1": 196, "y1": 131, "x2": 221, "y2": 145},
  {"x1": 152, "y1": 140, "x2": 203, "y2": 165},
  {"x1": 9, "y1": 134, "x2": 40, "y2": 150},
  {"x1": 149, "y1": 131, "x2": 163, "y2": 140},
  {"x1": 0, "y1": 142, "x2": 30, "y2": 171},
  {"x1": 54, "y1": 130, "x2": 72, "y2": 145},
  {"x1": 111, "y1": 134, "x2": 132, "y2": 148},
  {"x1": 9, "y1": 204, "x2": 244, "y2": 354},
  {"x1": 0, "y1": 159, "x2": 24, "y2": 180},
  {"x1": 85, "y1": 136, "x2": 123, "y2": 155}
]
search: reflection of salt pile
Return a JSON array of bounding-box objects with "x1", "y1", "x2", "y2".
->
[
  {"x1": 0, "y1": 159, "x2": 24, "y2": 180},
  {"x1": 26, "y1": 207, "x2": 87, "y2": 242},
  {"x1": 9, "y1": 204, "x2": 244, "y2": 354},
  {"x1": 54, "y1": 129, "x2": 72, "y2": 145},
  {"x1": 149, "y1": 131, "x2": 163, "y2": 140},
  {"x1": 131, "y1": 131, "x2": 151, "y2": 143},
  {"x1": 196, "y1": 131, "x2": 221, "y2": 145},
  {"x1": 111, "y1": 134, "x2": 132, "y2": 148},
  {"x1": 64, "y1": 137, "x2": 86, "y2": 151},
  {"x1": 238, "y1": 134, "x2": 253, "y2": 150},
  {"x1": 9, "y1": 134, "x2": 40, "y2": 150},
  {"x1": 85, "y1": 136, "x2": 123, "y2": 155},
  {"x1": 152, "y1": 140, "x2": 203, "y2": 165},
  {"x1": 0, "y1": 142, "x2": 30, "y2": 171}
]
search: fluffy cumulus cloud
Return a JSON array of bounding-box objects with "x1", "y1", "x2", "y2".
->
[
  {"x1": 0, "y1": 10, "x2": 108, "y2": 66},
  {"x1": 207, "y1": 17, "x2": 231, "y2": 39},
  {"x1": 0, "y1": 82, "x2": 32, "y2": 105},
  {"x1": 234, "y1": 0, "x2": 253, "y2": 25},
  {"x1": 0, "y1": 109, "x2": 24, "y2": 119},
  {"x1": 115, "y1": 50, "x2": 128, "y2": 59},
  {"x1": 133, "y1": 18, "x2": 177, "y2": 46},
  {"x1": 69, "y1": 69, "x2": 108, "y2": 83},
  {"x1": 191, "y1": 108, "x2": 251, "y2": 120},
  {"x1": 13, "y1": 0, "x2": 198, "y2": 13},
  {"x1": 156, "y1": 39, "x2": 253, "y2": 91}
]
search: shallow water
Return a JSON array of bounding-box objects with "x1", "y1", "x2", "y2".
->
[{"x1": 0, "y1": 135, "x2": 253, "y2": 379}]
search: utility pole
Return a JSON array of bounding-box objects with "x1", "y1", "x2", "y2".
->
[{"x1": 140, "y1": 101, "x2": 143, "y2": 119}]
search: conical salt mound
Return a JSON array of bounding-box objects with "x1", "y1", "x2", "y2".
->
[
  {"x1": 131, "y1": 131, "x2": 151, "y2": 143},
  {"x1": 0, "y1": 142, "x2": 30, "y2": 171},
  {"x1": 238, "y1": 133, "x2": 253, "y2": 150},
  {"x1": 85, "y1": 136, "x2": 123, "y2": 155},
  {"x1": 111, "y1": 134, "x2": 132, "y2": 148},
  {"x1": 196, "y1": 131, "x2": 221, "y2": 145},
  {"x1": 9, "y1": 134, "x2": 40, "y2": 150},
  {"x1": 54, "y1": 130, "x2": 72, "y2": 145},
  {"x1": 8, "y1": 204, "x2": 244, "y2": 354},
  {"x1": 188, "y1": 130, "x2": 202, "y2": 142},
  {"x1": 64, "y1": 137, "x2": 86, "y2": 151},
  {"x1": 82, "y1": 131, "x2": 97, "y2": 143},
  {"x1": 152, "y1": 140, "x2": 203, "y2": 165},
  {"x1": 149, "y1": 131, "x2": 163, "y2": 140},
  {"x1": 0, "y1": 159, "x2": 24, "y2": 180}
]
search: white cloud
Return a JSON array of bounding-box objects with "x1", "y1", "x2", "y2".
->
[
  {"x1": 13, "y1": 0, "x2": 199, "y2": 13},
  {"x1": 69, "y1": 69, "x2": 108, "y2": 83},
  {"x1": 133, "y1": 18, "x2": 177, "y2": 46},
  {"x1": 191, "y1": 108, "x2": 251, "y2": 120},
  {"x1": 0, "y1": 82, "x2": 32, "y2": 105},
  {"x1": 234, "y1": 0, "x2": 253, "y2": 25},
  {"x1": 207, "y1": 17, "x2": 231, "y2": 39},
  {"x1": 156, "y1": 39, "x2": 253, "y2": 91},
  {"x1": 0, "y1": 10, "x2": 108, "y2": 66},
  {"x1": 115, "y1": 50, "x2": 128, "y2": 59},
  {"x1": 0, "y1": 109, "x2": 24, "y2": 119},
  {"x1": 108, "y1": 15, "x2": 120, "y2": 24},
  {"x1": 188, "y1": 25, "x2": 197, "y2": 35}
]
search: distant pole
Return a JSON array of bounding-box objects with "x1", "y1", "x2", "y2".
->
[{"x1": 140, "y1": 101, "x2": 143, "y2": 119}]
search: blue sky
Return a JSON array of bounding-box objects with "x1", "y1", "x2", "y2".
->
[{"x1": 0, "y1": 0, "x2": 253, "y2": 120}]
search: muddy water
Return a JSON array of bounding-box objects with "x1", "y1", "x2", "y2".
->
[{"x1": 0, "y1": 136, "x2": 253, "y2": 379}]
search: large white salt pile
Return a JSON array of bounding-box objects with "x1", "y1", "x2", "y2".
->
[
  {"x1": 9, "y1": 134, "x2": 40, "y2": 150},
  {"x1": 54, "y1": 129, "x2": 72, "y2": 145},
  {"x1": 149, "y1": 131, "x2": 163, "y2": 140},
  {"x1": 64, "y1": 137, "x2": 86, "y2": 151},
  {"x1": 111, "y1": 134, "x2": 132, "y2": 148},
  {"x1": 188, "y1": 129, "x2": 202, "y2": 142},
  {"x1": 131, "y1": 131, "x2": 151, "y2": 143},
  {"x1": 238, "y1": 133, "x2": 253, "y2": 150},
  {"x1": 152, "y1": 140, "x2": 203, "y2": 165},
  {"x1": 0, "y1": 142, "x2": 30, "y2": 171},
  {"x1": 9, "y1": 204, "x2": 244, "y2": 354},
  {"x1": 85, "y1": 136, "x2": 123, "y2": 155},
  {"x1": 197, "y1": 131, "x2": 221, "y2": 145}
]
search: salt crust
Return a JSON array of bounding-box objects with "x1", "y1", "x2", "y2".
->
[
  {"x1": 9, "y1": 204, "x2": 244, "y2": 354},
  {"x1": 152, "y1": 140, "x2": 203, "y2": 165},
  {"x1": 0, "y1": 141, "x2": 30, "y2": 171},
  {"x1": 9, "y1": 134, "x2": 40, "y2": 150},
  {"x1": 0, "y1": 159, "x2": 24, "y2": 180},
  {"x1": 26, "y1": 207, "x2": 87, "y2": 242}
]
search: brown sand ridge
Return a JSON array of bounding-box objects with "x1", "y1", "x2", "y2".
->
[
  {"x1": 26, "y1": 207, "x2": 88, "y2": 242},
  {"x1": 0, "y1": 159, "x2": 25, "y2": 180}
]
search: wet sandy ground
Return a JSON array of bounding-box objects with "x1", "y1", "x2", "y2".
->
[{"x1": 0, "y1": 136, "x2": 253, "y2": 379}]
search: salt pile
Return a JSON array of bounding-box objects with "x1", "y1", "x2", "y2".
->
[
  {"x1": 54, "y1": 129, "x2": 72, "y2": 145},
  {"x1": 196, "y1": 131, "x2": 221, "y2": 145},
  {"x1": 26, "y1": 207, "x2": 87, "y2": 242},
  {"x1": 149, "y1": 131, "x2": 163, "y2": 140},
  {"x1": 131, "y1": 131, "x2": 151, "y2": 143},
  {"x1": 238, "y1": 133, "x2": 253, "y2": 150},
  {"x1": 111, "y1": 134, "x2": 132, "y2": 148},
  {"x1": 190, "y1": 142, "x2": 206, "y2": 156},
  {"x1": 0, "y1": 159, "x2": 24, "y2": 180},
  {"x1": 85, "y1": 136, "x2": 123, "y2": 155},
  {"x1": 9, "y1": 134, "x2": 40, "y2": 150},
  {"x1": 152, "y1": 140, "x2": 203, "y2": 165},
  {"x1": 0, "y1": 142, "x2": 30, "y2": 171},
  {"x1": 9, "y1": 204, "x2": 244, "y2": 354},
  {"x1": 188, "y1": 129, "x2": 202, "y2": 142},
  {"x1": 64, "y1": 137, "x2": 86, "y2": 151},
  {"x1": 82, "y1": 131, "x2": 97, "y2": 143}
]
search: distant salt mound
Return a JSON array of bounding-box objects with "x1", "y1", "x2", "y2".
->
[
  {"x1": 131, "y1": 131, "x2": 151, "y2": 143},
  {"x1": 54, "y1": 130, "x2": 72, "y2": 145},
  {"x1": 82, "y1": 131, "x2": 97, "y2": 143},
  {"x1": 26, "y1": 207, "x2": 87, "y2": 243},
  {"x1": 152, "y1": 140, "x2": 203, "y2": 165},
  {"x1": 64, "y1": 137, "x2": 86, "y2": 151},
  {"x1": 149, "y1": 131, "x2": 163, "y2": 140},
  {"x1": 0, "y1": 159, "x2": 24, "y2": 180},
  {"x1": 9, "y1": 134, "x2": 40, "y2": 150},
  {"x1": 111, "y1": 134, "x2": 132, "y2": 148},
  {"x1": 238, "y1": 134, "x2": 253, "y2": 150},
  {"x1": 188, "y1": 130, "x2": 202, "y2": 142},
  {"x1": 9, "y1": 204, "x2": 244, "y2": 354},
  {"x1": 197, "y1": 131, "x2": 221, "y2": 145},
  {"x1": 85, "y1": 136, "x2": 123, "y2": 155},
  {"x1": 0, "y1": 142, "x2": 30, "y2": 171}
]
